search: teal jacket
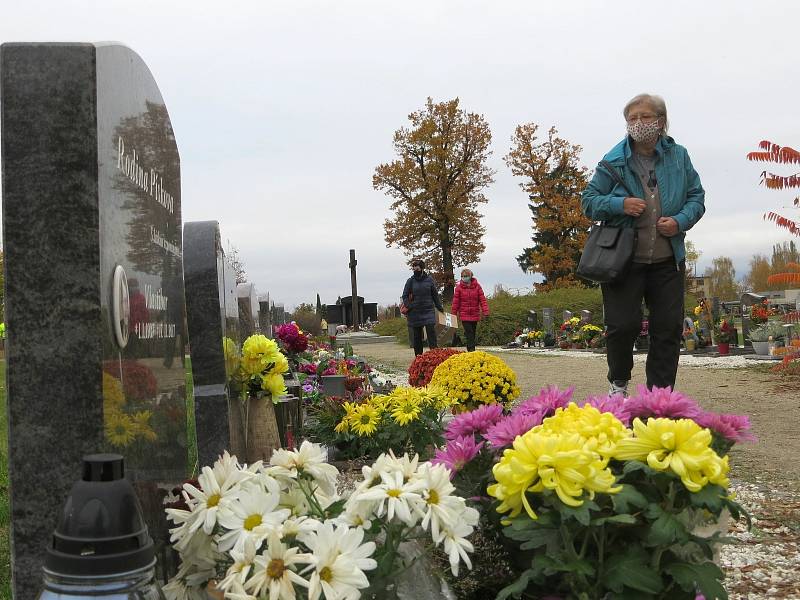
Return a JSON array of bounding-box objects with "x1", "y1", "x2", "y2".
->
[{"x1": 580, "y1": 135, "x2": 705, "y2": 264}]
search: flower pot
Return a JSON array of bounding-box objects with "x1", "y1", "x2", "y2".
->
[
  {"x1": 751, "y1": 340, "x2": 770, "y2": 356},
  {"x1": 685, "y1": 338, "x2": 696, "y2": 352},
  {"x1": 228, "y1": 394, "x2": 282, "y2": 462},
  {"x1": 274, "y1": 394, "x2": 303, "y2": 449},
  {"x1": 321, "y1": 374, "x2": 346, "y2": 397},
  {"x1": 717, "y1": 342, "x2": 730, "y2": 355}
]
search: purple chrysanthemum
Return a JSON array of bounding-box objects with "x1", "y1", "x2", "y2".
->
[
  {"x1": 431, "y1": 436, "x2": 484, "y2": 477},
  {"x1": 694, "y1": 412, "x2": 757, "y2": 444},
  {"x1": 484, "y1": 411, "x2": 543, "y2": 449},
  {"x1": 445, "y1": 403, "x2": 504, "y2": 440},
  {"x1": 515, "y1": 385, "x2": 574, "y2": 418},
  {"x1": 626, "y1": 385, "x2": 703, "y2": 420},
  {"x1": 580, "y1": 395, "x2": 632, "y2": 426}
]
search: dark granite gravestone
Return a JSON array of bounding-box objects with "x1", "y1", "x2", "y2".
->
[
  {"x1": 542, "y1": 307, "x2": 555, "y2": 337},
  {"x1": 184, "y1": 221, "x2": 243, "y2": 467},
  {"x1": 259, "y1": 297, "x2": 272, "y2": 336},
  {"x1": 1, "y1": 42, "x2": 187, "y2": 595},
  {"x1": 581, "y1": 309, "x2": 592, "y2": 323},
  {"x1": 563, "y1": 309, "x2": 573, "y2": 323},
  {"x1": 237, "y1": 282, "x2": 259, "y2": 339}
]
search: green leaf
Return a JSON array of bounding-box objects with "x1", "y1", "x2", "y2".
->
[
  {"x1": 519, "y1": 528, "x2": 560, "y2": 550},
  {"x1": 622, "y1": 460, "x2": 657, "y2": 476},
  {"x1": 495, "y1": 569, "x2": 535, "y2": 600},
  {"x1": 688, "y1": 484, "x2": 724, "y2": 511},
  {"x1": 611, "y1": 484, "x2": 650, "y2": 513},
  {"x1": 665, "y1": 561, "x2": 727, "y2": 600},
  {"x1": 602, "y1": 548, "x2": 664, "y2": 594},
  {"x1": 647, "y1": 511, "x2": 687, "y2": 546},
  {"x1": 557, "y1": 499, "x2": 599, "y2": 526},
  {"x1": 536, "y1": 555, "x2": 595, "y2": 577},
  {"x1": 591, "y1": 513, "x2": 638, "y2": 526}
]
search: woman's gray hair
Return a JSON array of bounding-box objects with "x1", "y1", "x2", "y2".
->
[{"x1": 623, "y1": 93, "x2": 669, "y2": 133}]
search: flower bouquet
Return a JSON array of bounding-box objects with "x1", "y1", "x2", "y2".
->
[
  {"x1": 407, "y1": 348, "x2": 463, "y2": 387},
  {"x1": 429, "y1": 351, "x2": 520, "y2": 411},
  {"x1": 306, "y1": 385, "x2": 452, "y2": 460},
  {"x1": 432, "y1": 385, "x2": 753, "y2": 599},
  {"x1": 714, "y1": 317, "x2": 736, "y2": 346},
  {"x1": 749, "y1": 300, "x2": 774, "y2": 325},
  {"x1": 164, "y1": 441, "x2": 477, "y2": 600}
]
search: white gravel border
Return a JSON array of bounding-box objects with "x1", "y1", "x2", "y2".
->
[{"x1": 482, "y1": 346, "x2": 769, "y2": 369}]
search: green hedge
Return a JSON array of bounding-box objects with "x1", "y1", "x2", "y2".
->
[{"x1": 374, "y1": 287, "x2": 699, "y2": 348}]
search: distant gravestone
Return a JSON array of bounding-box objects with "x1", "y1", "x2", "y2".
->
[
  {"x1": 563, "y1": 309, "x2": 573, "y2": 323},
  {"x1": 542, "y1": 308, "x2": 555, "y2": 337},
  {"x1": 184, "y1": 221, "x2": 241, "y2": 467},
  {"x1": 237, "y1": 282, "x2": 259, "y2": 338},
  {"x1": 581, "y1": 310, "x2": 592, "y2": 323},
  {"x1": 1, "y1": 42, "x2": 187, "y2": 595},
  {"x1": 259, "y1": 297, "x2": 272, "y2": 335}
]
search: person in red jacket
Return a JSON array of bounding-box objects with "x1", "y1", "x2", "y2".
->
[{"x1": 451, "y1": 268, "x2": 489, "y2": 351}]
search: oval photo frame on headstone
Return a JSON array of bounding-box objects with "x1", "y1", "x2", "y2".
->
[{"x1": 112, "y1": 264, "x2": 130, "y2": 349}]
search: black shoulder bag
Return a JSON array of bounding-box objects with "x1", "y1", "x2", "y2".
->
[{"x1": 576, "y1": 160, "x2": 638, "y2": 284}]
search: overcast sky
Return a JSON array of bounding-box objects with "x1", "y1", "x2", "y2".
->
[{"x1": 2, "y1": 0, "x2": 799, "y2": 311}]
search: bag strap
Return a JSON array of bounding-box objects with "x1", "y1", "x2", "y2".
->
[{"x1": 599, "y1": 160, "x2": 635, "y2": 198}]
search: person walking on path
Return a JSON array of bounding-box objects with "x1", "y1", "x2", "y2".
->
[
  {"x1": 581, "y1": 93, "x2": 705, "y2": 396},
  {"x1": 402, "y1": 259, "x2": 444, "y2": 356},
  {"x1": 451, "y1": 268, "x2": 489, "y2": 352}
]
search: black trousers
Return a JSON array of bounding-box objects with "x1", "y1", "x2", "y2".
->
[
  {"x1": 462, "y1": 320, "x2": 478, "y2": 351},
  {"x1": 602, "y1": 259, "x2": 685, "y2": 389},
  {"x1": 411, "y1": 323, "x2": 438, "y2": 355}
]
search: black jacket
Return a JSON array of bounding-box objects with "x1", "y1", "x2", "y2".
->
[{"x1": 402, "y1": 273, "x2": 443, "y2": 327}]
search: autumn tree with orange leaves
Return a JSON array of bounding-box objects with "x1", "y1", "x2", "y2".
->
[
  {"x1": 747, "y1": 140, "x2": 800, "y2": 286},
  {"x1": 504, "y1": 124, "x2": 591, "y2": 291},
  {"x1": 374, "y1": 98, "x2": 494, "y2": 301}
]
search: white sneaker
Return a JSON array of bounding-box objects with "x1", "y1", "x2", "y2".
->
[{"x1": 609, "y1": 380, "x2": 629, "y2": 398}]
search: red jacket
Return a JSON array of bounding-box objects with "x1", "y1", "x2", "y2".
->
[{"x1": 451, "y1": 278, "x2": 489, "y2": 322}]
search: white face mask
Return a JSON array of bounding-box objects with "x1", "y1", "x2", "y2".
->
[{"x1": 627, "y1": 119, "x2": 662, "y2": 145}]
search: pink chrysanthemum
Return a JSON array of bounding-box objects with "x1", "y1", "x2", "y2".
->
[
  {"x1": 515, "y1": 385, "x2": 574, "y2": 417},
  {"x1": 626, "y1": 385, "x2": 702, "y2": 420},
  {"x1": 484, "y1": 411, "x2": 543, "y2": 449},
  {"x1": 445, "y1": 403, "x2": 504, "y2": 440},
  {"x1": 431, "y1": 436, "x2": 484, "y2": 477},
  {"x1": 580, "y1": 395, "x2": 632, "y2": 426},
  {"x1": 694, "y1": 412, "x2": 757, "y2": 444}
]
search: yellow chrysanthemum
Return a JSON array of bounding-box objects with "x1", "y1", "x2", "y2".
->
[
  {"x1": 130, "y1": 410, "x2": 157, "y2": 441},
  {"x1": 487, "y1": 429, "x2": 620, "y2": 520},
  {"x1": 223, "y1": 337, "x2": 241, "y2": 377},
  {"x1": 103, "y1": 372, "x2": 126, "y2": 410},
  {"x1": 536, "y1": 403, "x2": 631, "y2": 463},
  {"x1": 105, "y1": 410, "x2": 136, "y2": 447},
  {"x1": 334, "y1": 417, "x2": 351, "y2": 434},
  {"x1": 261, "y1": 372, "x2": 287, "y2": 398},
  {"x1": 351, "y1": 404, "x2": 380, "y2": 437},
  {"x1": 429, "y1": 351, "x2": 520, "y2": 410},
  {"x1": 241, "y1": 334, "x2": 282, "y2": 376},
  {"x1": 391, "y1": 398, "x2": 421, "y2": 426},
  {"x1": 613, "y1": 418, "x2": 730, "y2": 492}
]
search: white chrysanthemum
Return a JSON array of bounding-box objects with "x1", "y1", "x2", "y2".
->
[
  {"x1": 163, "y1": 562, "x2": 214, "y2": 600},
  {"x1": 222, "y1": 582, "x2": 257, "y2": 600},
  {"x1": 245, "y1": 531, "x2": 310, "y2": 600},
  {"x1": 165, "y1": 506, "x2": 197, "y2": 550},
  {"x1": 279, "y1": 487, "x2": 312, "y2": 517},
  {"x1": 279, "y1": 515, "x2": 321, "y2": 545},
  {"x1": 334, "y1": 502, "x2": 374, "y2": 531},
  {"x1": 303, "y1": 523, "x2": 376, "y2": 600},
  {"x1": 356, "y1": 469, "x2": 425, "y2": 527},
  {"x1": 175, "y1": 528, "x2": 220, "y2": 567},
  {"x1": 217, "y1": 483, "x2": 291, "y2": 552},
  {"x1": 217, "y1": 537, "x2": 257, "y2": 592},
  {"x1": 182, "y1": 459, "x2": 247, "y2": 535},
  {"x1": 439, "y1": 519, "x2": 475, "y2": 576},
  {"x1": 414, "y1": 462, "x2": 464, "y2": 540},
  {"x1": 269, "y1": 441, "x2": 339, "y2": 497}
]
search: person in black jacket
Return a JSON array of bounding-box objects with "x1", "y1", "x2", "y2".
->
[{"x1": 401, "y1": 259, "x2": 444, "y2": 356}]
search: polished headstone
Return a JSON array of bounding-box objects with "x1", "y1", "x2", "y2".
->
[
  {"x1": 237, "y1": 282, "x2": 259, "y2": 338},
  {"x1": 2, "y1": 42, "x2": 186, "y2": 596},
  {"x1": 184, "y1": 221, "x2": 240, "y2": 467}
]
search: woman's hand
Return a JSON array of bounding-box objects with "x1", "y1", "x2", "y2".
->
[
  {"x1": 623, "y1": 197, "x2": 647, "y2": 217},
  {"x1": 656, "y1": 217, "x2": 679, "y2": 237}
]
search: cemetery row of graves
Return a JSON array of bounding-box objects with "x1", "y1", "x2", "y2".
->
[{"x1": 0, "y1": 41, "x2": 797, "y2": 599}]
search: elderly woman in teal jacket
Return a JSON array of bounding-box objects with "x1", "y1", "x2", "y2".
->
[{"x1": 581, "y1": 93, "x2": 705, "y2": 397}]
